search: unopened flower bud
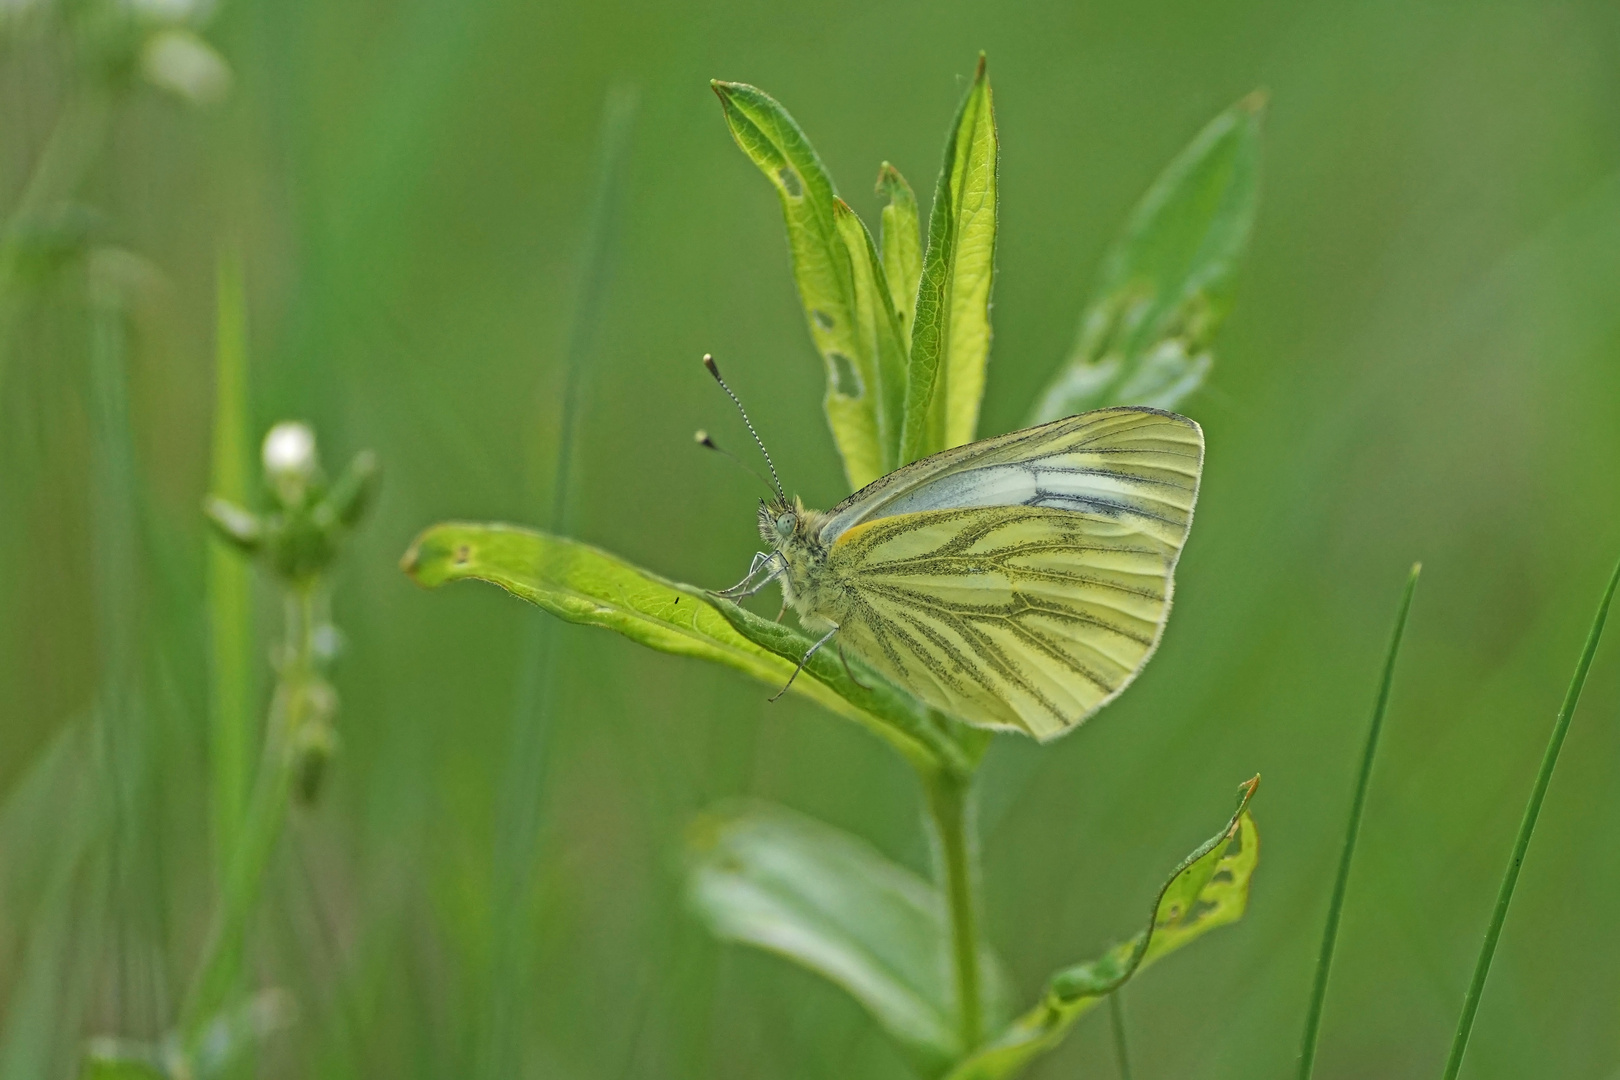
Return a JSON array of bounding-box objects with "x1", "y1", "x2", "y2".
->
[{"x1": 262, "y1": 422, "x2": 317, "y2": 506}]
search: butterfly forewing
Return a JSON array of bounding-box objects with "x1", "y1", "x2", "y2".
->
[{"x1": 820, "y1": 408, "x2": 1202, "y2": 739}]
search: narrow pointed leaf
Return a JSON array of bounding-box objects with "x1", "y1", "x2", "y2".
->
[
  {"x1": 712, "y1": 81, "x2": 903, "y2": 487},
  {"x1": 878, "y1": 163, "x2": 922, "y2": 350},
  {"x1": 904, "y1": 55, "x2": 998, "y2": 463},
  {"x1": 1031, "y1": 92, "x2": 1263, "y2": 424},
  {"x1": 832, "y1": 200, "x2": 909, "y2": 478},
  {"x1": 688, "y1": 802, "x2": 1008, "y2": 1077},
  {"x1": 400, "y1": 522, "x2": 973, "y2": 773},
  {"x1": 946, "y1": 777, "x2": 1260, "y2": 1080}
]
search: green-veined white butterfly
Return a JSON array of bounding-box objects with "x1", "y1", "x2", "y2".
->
[{"x1": 703, "y1": 355, "x2": 1203, "y2": 742}]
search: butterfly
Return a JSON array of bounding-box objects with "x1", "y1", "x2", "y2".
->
[{"x1": 703, "y1": 356, "x2": 1203, "y2": 742}]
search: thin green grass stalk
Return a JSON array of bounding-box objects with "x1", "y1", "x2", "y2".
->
[
  {"x1": 481, "y1": 86, "x2": 638, "y2": 1080},
  {"x1": 923, "y1": 768, "x2": 982, "y2": 1052},
  {"x1": 1108, "y1": 990, "x2": 1134, "y2": 1080},
  {"x1": 1297, "y1": 563, "x2": 1420, "y2": 1079},
  {"x1": 1439, "y1": 556, "x2": 1620, "y2": 1080},
  {"x1": 88, "y1": 258, "x2": 170, "y2": 1037},
  {"x1": 181, "y1": 583, "x2": 323, "y2": 1039},
  {"x1": 208, "y1": 250, "x2": 256, "y2": 885}
]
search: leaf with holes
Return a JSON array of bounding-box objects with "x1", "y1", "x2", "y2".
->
[
  {"x1": 945, "y1": 777, "x2": 1260, "y2": 1080},
  {"x1": 712, "y1": 80, "x2": 908, "y2": 488}
]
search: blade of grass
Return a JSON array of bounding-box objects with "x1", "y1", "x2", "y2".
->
[
  {"x1": 207, "y1": 249, "x2": 256, "y2": 885},
  {"x1": 1297, "y1": 563, "x2": 1420, "y2": 1079},
  {"x1": 1108, "y1": 991, "x2": 1133, "y2": 1080},
  {"x1": 481, "y1": 84, "x2": 638, "y2": 1080},
  {"x1": 1439, "y1": 555, "x2": 1620, "y2": 1080}
]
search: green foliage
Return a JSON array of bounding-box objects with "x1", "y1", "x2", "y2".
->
[
  {"x1": 712, "y1": 80, "x2": 907, "y2": 489},
  {"x1": 1031, "y1": 92, "x2": 1263, "y2": 423},
  {"x1": 878, "y1": 164, "x2": 922, "y2": 350},
  {"x1": 401, "y1": 521, "x2": 980, "y2": 774},
  {"x1": 205, "y1": 432, "x2": 380, "y2": 585},
  {"x1": 687, "y1": 803, "x2": 1008, "y2": 1077},
  {"x1": 903, "y1": 56, "x2": 997, "y2": 462},
  {"x1": 410, "y1": 58, "x2": 1266, "y2": 1078},
  {"x1": 946, "y1": 779, "x2": 1260, "y2": 1080}
]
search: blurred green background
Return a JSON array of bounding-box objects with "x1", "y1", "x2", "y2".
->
[{"x1": 4, "y1": 0, "x2": 1620, "y2": 1076}]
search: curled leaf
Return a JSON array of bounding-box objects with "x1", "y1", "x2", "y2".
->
[{"x1": 946, "y1": 777, "x2": 1260, "y2": 1080}]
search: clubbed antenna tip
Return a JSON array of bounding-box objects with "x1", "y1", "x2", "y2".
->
[{"x1": 701, "y1": 353, "x2": 786, "y2": 503}]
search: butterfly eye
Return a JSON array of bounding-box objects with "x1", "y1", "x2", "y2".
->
[{"x1": 775, "y1": 513, "x2": 796, "y2": 537}]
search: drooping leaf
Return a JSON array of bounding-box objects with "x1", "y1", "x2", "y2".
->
[
  {"x1": 903, "y1": 54, "x2": 998, "y2": 463},
  {"x1": 400, "y1": 522, "x2": 975, "y2": 774},
  {"x1": 712, "y1": 81, "x2": 905, "y2": 488},
  {"x1": 878, "y1": 163, "x2": 922, "y2": 350},
  {"x1": 945, "y1": 777, "x2": 1260, "y2": 1080},
  {"x1": 1031, "y1": 92, "x2": 1264, "y2": 424},
  {"x1": 688, "y1": 802, "x2": 1007, "y2": 1077}
]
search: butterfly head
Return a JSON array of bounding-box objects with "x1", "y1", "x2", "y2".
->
[{"x1": 758, "y1": 496, "x2": 805, "y2": 546}]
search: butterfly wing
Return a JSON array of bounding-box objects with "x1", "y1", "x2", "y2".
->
[{"x1": 821, "y1": 407, "x2": 1202, "y2": 740}]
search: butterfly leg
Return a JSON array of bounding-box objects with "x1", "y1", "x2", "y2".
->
[
  {"x1": 715, "y1": 551, "x2": 785, "y2": 600},
  {"x1": 769, "y1": 625, "x2": 838, "y2": 702},
  {"x1": 837, "y1": 643, "x2": 870, "y2": 690}
]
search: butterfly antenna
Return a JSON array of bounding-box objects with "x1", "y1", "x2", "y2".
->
[
  {"x1": 703, "y1": 353, "x2": 786, "y2": 503},
  {"x1": 694, "y1": 429, "x2": 776, "y2": 494}
]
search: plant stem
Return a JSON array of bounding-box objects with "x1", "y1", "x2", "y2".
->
[
  {"x1": 924, "y1": 767, "x2": 982, "y2": 1052},
  {"x1": 1298, "y1": 563, "x2": 1420, "y2": 1079},
  {"x1": 1109, "y1": 990, "x2": 1134, "y2": 1080},
  {"x1": 1440, "y1": 556, "x2": 1620, "y2": 1080},
  {"x1": 181, "y1": 583, "x2": 320, "y2": 1039}
]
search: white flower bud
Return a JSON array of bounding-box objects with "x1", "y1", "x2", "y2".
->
[{"x1": 263, "y1": 421, "x2": 317, "y2": 504}]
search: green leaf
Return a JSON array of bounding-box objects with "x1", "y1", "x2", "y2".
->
[
  {"x1": 878, "y1": 163, "x2": 922, "y2": 350},
  {"x1": 833, "y1": 199, "x2": 909, "y2": 482},
  {"x1": 903, "y1": 54, "x2": 998, "y2": 463},
  {"x1": 687, "y1": 802, "x2": 1008, "y2": 1077},
  {"x1": 1031, "y1": 92, "x2": 1264, "y2": 424},
  {"x1": 711, "y1": 81, "x2": 905, "y2": 489},
  {"x1": 399, "y1": 522, "x2": 977, "y2": 774},
  {"x1": 945, "y1": 777, "x2": 1260, "y2": 1080}
]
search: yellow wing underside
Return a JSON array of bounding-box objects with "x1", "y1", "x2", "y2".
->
[{"x1": 821, "y1": 410, "x2": 1201, "y2": 739}]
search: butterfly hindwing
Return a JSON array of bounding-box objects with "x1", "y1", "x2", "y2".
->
[{"x1": 818, "y1": 408, "x2": 1202, "y2": 739}]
